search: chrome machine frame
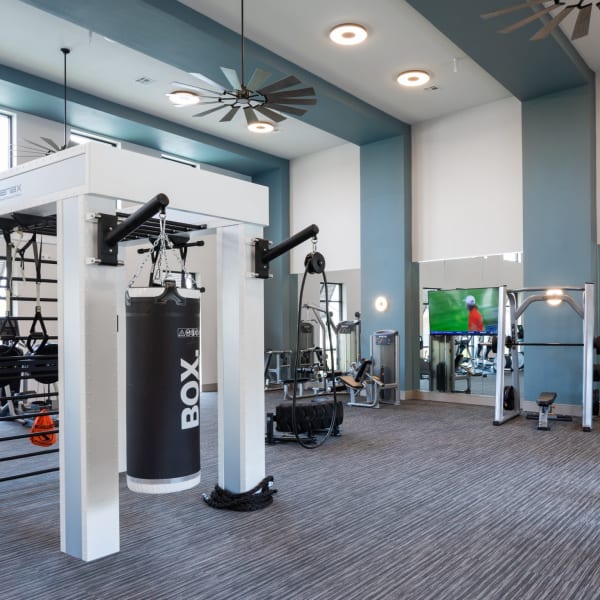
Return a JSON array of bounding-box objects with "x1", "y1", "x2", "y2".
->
[{"x1": 494, "y1": 284, "x2": 594, "y2": 430}]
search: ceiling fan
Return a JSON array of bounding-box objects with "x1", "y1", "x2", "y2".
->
[
  {"x1": 481, "y1": 0, "x2": 598, "y2": 41},
  {"x1": 170, "y1": 0, "x2": 317, "y2": 132},
  {"x1": 15, "y1": 47, "x2": 78, "y2": 159}
]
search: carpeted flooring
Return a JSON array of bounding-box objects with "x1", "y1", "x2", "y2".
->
[{"x1": 2, "y1": 393, "x2": 600, "y2": 600}]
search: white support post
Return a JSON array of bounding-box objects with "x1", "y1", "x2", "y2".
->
[
  {"x1": 57, "y1": 195, "x2": 120, "y2": 561},
  {"x1": 216, "y1": 224, "x2": 265, "y2": 493},
  {"x1": 582, "y1": 282, "x2": 594, "y2": 431},
  {"x1": 494, "y1": 286, "x2": 506, "y2": 425}
]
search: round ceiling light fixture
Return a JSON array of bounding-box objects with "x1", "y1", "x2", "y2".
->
[
  {"x1": 396, "y1": 70, "x2": 431, "y2": 87},
  {"x1": 247, "y1": 121, "x2": 275, "y2": 134},
  {"x1": 166, "y1": 90, "x2": 201, "y2": 107},
  {"x1": 329, "y1": 23, "x2": 368, "y2": 46}
]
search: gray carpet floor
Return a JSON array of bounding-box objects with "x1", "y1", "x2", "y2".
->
[{"x1": 2, "y1": 393, "x2": 600, "y2": 600}]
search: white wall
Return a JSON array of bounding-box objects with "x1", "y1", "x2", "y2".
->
[
  {"x1": 290, "y1": 143, "x2": 360, "y2": 273},
  {"x1": 412, "y1": 97, "x2": 523, "y2": 262},
  {"x1": 420, "y1": 254, "x2": 523, "y2": 291}
]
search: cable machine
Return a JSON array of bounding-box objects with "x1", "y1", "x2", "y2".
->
[{"x1": 493, "y1": 284, "x2": 594, "y2": 430}]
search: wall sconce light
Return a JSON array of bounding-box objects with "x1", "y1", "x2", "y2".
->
[
  {"x1": 374, "y1": 295, "x2": 389, "y2": 312},
  {"x1": 546, "y1": 288, "x2": 564, "y2": 307}
]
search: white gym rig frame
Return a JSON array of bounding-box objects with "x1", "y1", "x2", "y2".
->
[
  {"x1": 493, "y1": 284, "x2": 595, "y2": 430},
  {"x1": 0, "y1": 143, "x2": 269, "y2": 561}
]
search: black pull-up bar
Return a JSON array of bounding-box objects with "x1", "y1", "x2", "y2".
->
[
  {"x1": 254, "y1": 224, "x2": 319, "y2": 279},
  {"x1": 96, "y1": 193, "x2": 169, "y2": 266},
  {"x1": 104, "y1": 193, "x2": 169, "y2": 247}
]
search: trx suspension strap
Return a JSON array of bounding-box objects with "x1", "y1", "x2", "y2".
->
[
  {"x1": 2, "y1": 229, "x2": 13, "y2": 318},
  {"x1": 22, "y1": 234, "x2": 49, "y2": 353}
]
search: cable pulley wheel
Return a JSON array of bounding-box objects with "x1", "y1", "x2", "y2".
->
[{"x1": 304, "y1": 252, "x2": 326, "y2": 275}]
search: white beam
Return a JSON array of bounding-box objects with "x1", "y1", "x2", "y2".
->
[
  {"x1": 217, "y1": 224, "x2": 265, "y2": 492},
  {"x1": 58, "y1": 194, "x2": 120, "y2": 561}
]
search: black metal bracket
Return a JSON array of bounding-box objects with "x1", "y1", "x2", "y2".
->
[
  {"x1": 253, "y1": 224, "x2": 319, "y2": 279},
  {"x1": 96, "y1": 193, "x2": 169, "y2": 266}
]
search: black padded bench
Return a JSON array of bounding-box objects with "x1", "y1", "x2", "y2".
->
[{"x1": 536, "y1": 392, "x2": 557, "y2": 430}]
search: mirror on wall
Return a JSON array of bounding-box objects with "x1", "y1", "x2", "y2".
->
[{"x1": 419, "y1": 254, "x2": 523, "y2": 396}]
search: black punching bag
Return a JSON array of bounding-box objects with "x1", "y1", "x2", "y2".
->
[{"x1": 126, "y1": 280, "x2": 201, "y2": 493}]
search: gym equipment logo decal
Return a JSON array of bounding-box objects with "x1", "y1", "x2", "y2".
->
[{"x1": 177, "y1": 328, "x2": 199, "y2": 338}]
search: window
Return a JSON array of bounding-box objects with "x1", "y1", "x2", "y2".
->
[
  {"x1": 70, "y1": 128, "x2": 119, "y2": 148},
  {"x1": 161, "y1": 154, "x2": 198, "y2": 168},
  {"x1": 320, "y1": 282, "x2": 343, "y2": 327},
  {"x1": 320, "y1": 282, "x2": 344, "y2": 367},
  {"x1": 0, "y1": 112, "x2": 13, "y2": 171}
]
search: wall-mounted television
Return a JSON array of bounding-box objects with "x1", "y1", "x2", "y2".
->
[{"x1": 427, "y1": 287, "x2": 499, "y2": 335}]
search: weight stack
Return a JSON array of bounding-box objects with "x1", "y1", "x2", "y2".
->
[{"x1": 126, "y1": 280, "x2": 201, "y2": 494}]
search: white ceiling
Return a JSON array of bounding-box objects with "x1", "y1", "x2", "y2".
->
[
  {"x1": 180, "y1": 0, "x2": 512, "y2": 125},
  {"x1": 3, "y1": 0, "x2": 598, "y2": 161}
]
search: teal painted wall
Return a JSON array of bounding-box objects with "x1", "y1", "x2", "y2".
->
[
  {"x1": 360, "y1": 135, "x2": 419, "y2": 390},
  {"x1": 253, "y1": 165, "x2": 297, "y2": 352},
  {"x1": 522, "y1": 84, "x2": 596, "y2": 405}
]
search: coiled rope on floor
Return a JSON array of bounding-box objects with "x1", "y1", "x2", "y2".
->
[{"x1": 202, "y1": 476, "x2": 277, "y2": 511}]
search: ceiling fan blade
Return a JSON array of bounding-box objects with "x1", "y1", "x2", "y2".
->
[
  {"x1": 244, "y1": 107, "x2": 260, "y2": 126},
  {"x1": 189, "y1": 72, "x2": 225, "y2": 91},
  {"x1": 266, "y1": 96, "x2": 316, "y2": 106},
  {"x1": 571, "y1": 4, "x2": 592, "y2": 39},
  {"x1": 221, "y1": 67, "x2": 241, "y2": 90},
  {"x1": 481, "y1": 0, "x2": 549, "y2": 20},
  {"x1": 171, "y1": 81, "x2": 204, "y2": 93},
  {"x1": 265, "y1": 103, "x2": 307, "y2": 116},
  {"x1": 258, "y1": 75, "x2": 301, "y2": 95},
  {"x1": 247, "y1": 68, "x2": 271, "y2": 91},
  {"x1": 531, "y1": 6, "x2": 575, "y2": 40},
  {"x1": 14, "y1": 145, "x2": 47, "y2": 154},
  {"x1": 265, "y1": 87, "x2": 316, "y2": 98},
  {"x1": 498, "y1": 4, "x2": 558, "y2": 34},
  {"x1": 193, "y1": 105, "x2": 227, "y2": 118},
  {"x1": 41, "y1": 137, "x2": 62, "y2": 151},
  {"x1": 255, "y1": 105, "x2": 287, "y2": 123},
  {"x1": 24, "y1": 138, "x2": 54, "y2": 152},
  {"x1": 220, "y1": 107, "x2": 240, "y2": 122}
]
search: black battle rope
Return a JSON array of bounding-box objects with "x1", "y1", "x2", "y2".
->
[
  {"x1": 202, "y1": 476, "x2": 276, "y2": 511},
  {"x1": 290, "y1": 258, "x2": 340, "y2": 449}
]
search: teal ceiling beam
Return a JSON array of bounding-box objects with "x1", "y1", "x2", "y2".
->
[
  {"x1": 20, "y1": 0, "x2": 409, "y2": 144},
  {"x1": 0, "y1": 63, "x2": 286, "y2": 176},
  {"x1": 406, "y1": 0, "x2": 593, "y2": 101}
]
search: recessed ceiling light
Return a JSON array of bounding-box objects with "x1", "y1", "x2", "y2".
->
[
  {"x1": 329, "y1": 23, "x2": 368, "y2": 46},
  {"x1": 396, "y1": 70, "x2": 431, "y2": 87},
  {"x1": 166, "y1": 90, "x2": 200, "y2": 107},
  {"x1": 247, "y1": 121, "x2": 275, "y2": 134}
]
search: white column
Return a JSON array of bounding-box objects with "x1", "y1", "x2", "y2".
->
[
  {"x1": 57, "y1": 194, "x2": 120, "y2": 561},
  {"x1": 217, "y1": 224, "x2": 265, "y2": 493}
]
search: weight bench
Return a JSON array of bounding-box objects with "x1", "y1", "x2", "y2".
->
[
  {"x1": 536, "y1": 392, "x2": 557, "y2": 430},
  {"x1": 340, "y1": 359, "x2": 378, "y2": 408}
]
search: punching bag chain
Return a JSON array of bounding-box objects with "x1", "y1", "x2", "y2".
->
[
  {"x1": 151, "y1": 211, "x2": 173, "y2": 286},
  {"x1": 129, "y1": 210, "x2": 189, "y2": 288}
]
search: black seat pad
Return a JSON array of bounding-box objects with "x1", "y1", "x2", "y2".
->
[{"x1": 537, "y1": 392, "x2": 557, "y2": 407}]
